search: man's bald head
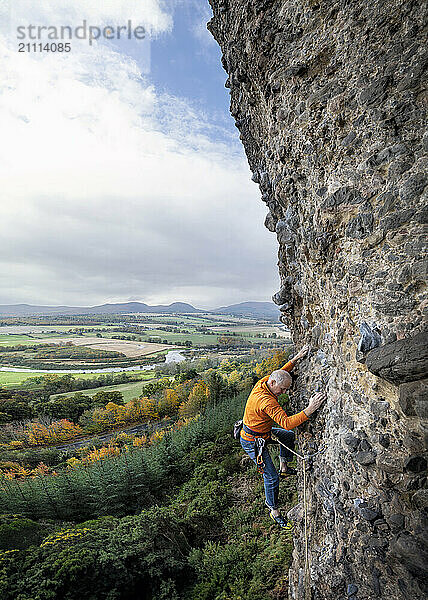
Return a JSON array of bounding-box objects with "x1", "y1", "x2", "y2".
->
[
  {"x1": 267, "y1": 370, "x2": 292, "y2": 396},
  {"x1": 268, "y1": 370, "x2": 292, "y2": 387}
]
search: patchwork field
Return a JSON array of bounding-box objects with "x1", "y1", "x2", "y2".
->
[{"x1": 15, "y1": 337, "x2": 177, "y2": 358}]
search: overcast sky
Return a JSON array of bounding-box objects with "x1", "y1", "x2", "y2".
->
[{"x1": 0, "y1": 0, "x2": 279, "y2": 309}]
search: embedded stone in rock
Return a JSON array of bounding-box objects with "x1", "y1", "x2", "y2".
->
[
  {"x1": 366, "y1": 331, "x2": 428, "y2": 384},
  {"x1": 404, "y1": 456, "x2": 427, "y2": 473},
  {"x1": 272, "y1": 281, "x2": 292, "y2": 306},
  {"x1": 379, "y1": 209, "x2": 415, "y2": 232},
  {"x1": 321, "y1": 186, "x2": 363, "y2": 210},
  {"x1": 378, "y1": 434, "x2": 390, "y2": 448},
  {"x1": 348, "y1": 263, "x2": 368, "y2": 278},
  {"x1": 390, "y1": 532, "x2": 428, "y2": 577},
  {"x1": 346, "y1": 213, "x2": 374, "y2": 239},
  {"x1": 359, "y1": 439, "x2": 372, "y2": 452},
  {"x1": 371, "y1": 401, "x2": 389, "y2": 418},
  {"x1": 387, "y1": 514, "x2": 405, "y2": 530},
  {"x1": 358, "y1": 76, "x2": 391, "y2": 105},
  {"x1": 355, "y1": 501, "x2": 379, "y2": 521},
  {"x1": 376, "y1": 452, "x2": 403, "y2": 474},
  {"x1": 347, "y1": 583, "x2": 358, "y2": 595},
  {"x1": 411, "y1": 489, "x2": 428, "y2": 509},
  {"x1": 343, "y1": 433, "x2": 360, "y2": 451},
  {"x1": 399, "y1": 379, "x2": 428, "y2": 419},
  {"x1": 398, "y1": 173, "x2": 427, "y2": 203},
  {"x1": 354, "y1": 451, "x2": 376, "y2": 465},
  {"x1": 287, "y1": 502, "x2": 304, "y2": 523},
  {"x1": 264, "y1": 211, "x2": 277, "y2": 232},
  {"x1": 358, "y1": 322, "x2": 382, "y2": 354}
]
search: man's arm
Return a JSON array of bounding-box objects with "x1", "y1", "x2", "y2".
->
[
  {"x1": 262, "y1": 389, "x2": 326, "y2": 428},
  {"x1": 262, "y1": 396, "x2": 308, "y2": 429},
  {"x1": 281, "y1": 344, "x2": 309, "y2": 372}
]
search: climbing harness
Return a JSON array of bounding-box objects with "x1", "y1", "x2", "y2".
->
[
  {"x1": 271, "y1": 433, "x2": 326, "y2": 600},
  {"x1": 240, "y1": 423, "x2": 271, "y2": 474}
]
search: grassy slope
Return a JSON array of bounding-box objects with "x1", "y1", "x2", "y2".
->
[
  {"x1": 0, "y1": 370, "x2": 154, "y2": 389},
  {"x1": 0, "y1": 392, "x2": 297, "y2": 599},
  {"x1": 49, "y1": 376, "x2": 156, "y2": 402}
]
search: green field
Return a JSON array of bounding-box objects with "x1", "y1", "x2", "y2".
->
[
  {"x1": 0, "y1": 369, "x2": 154, "y2": 389},
  {"x1": 0, "y1": 370, "x2": 103, "y2": 388},
  {"x1": 132, "y1": 326, "x2": 275, "y2": 346},
  {"x1": 50, "y1": 376, "x2": 158, "y2": 402},
  {"x1": 0, "y1": 334, "x2": 38, "y2": 345},
  {"x1": 140, "y1": 329, "x2": 222, "y2": 345},
  {"x1": 146, "y1": 314, "x2": 238, "y2": 326},
  {"x1": 0, "y1": 327, "x2": 119, "y2": 346}
]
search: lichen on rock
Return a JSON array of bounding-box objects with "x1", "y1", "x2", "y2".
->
[{"x1": 208, "y1": 1, "x2": 427, "y2": 598}]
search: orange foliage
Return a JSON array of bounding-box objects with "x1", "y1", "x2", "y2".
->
[
  {"x1": 85, "y1": 398, "x2": 159, "y2": 433},
  {"x1": 26, "y1": 419, "x2": 83, "y2": 446},
  {"x1": 1, "y1": 461, "x2": 58, "y2": 480},
  {"x1": 255, "y1": 349, "x2": 289, "y2": 378},
  {"x1": 178, "y1": 380, "x2": 210, "y2": 419}
]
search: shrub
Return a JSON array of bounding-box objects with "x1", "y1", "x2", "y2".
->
[{"x1": 0, "y1": 514, "x2": 49, "y2": 550}]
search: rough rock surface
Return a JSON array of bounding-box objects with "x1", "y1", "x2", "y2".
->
[{"x1": 208, "y1": 1, "x2": 427, "y2": 599}]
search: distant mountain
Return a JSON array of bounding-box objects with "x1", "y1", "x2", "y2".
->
[
  {"x1": 0, "y1": 300, "x2": 279, "y2": 319},
  {"x1": 0, "y1": 302, "x2": 202, "y2": 317},
  {"x1": 212, "y1": 302, "x2": 279, "y2": 320}
]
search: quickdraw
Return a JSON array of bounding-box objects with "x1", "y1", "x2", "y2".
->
[
  {"x1": 270, "y1": 434, "x2": 326, "y2": 461},
  {"x1": 255, "y1": 437, "x2": 266, "y2": 474}
]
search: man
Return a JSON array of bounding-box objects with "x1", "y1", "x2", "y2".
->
[{"x1": 240, "y1": 345, "x2": 325, "y2": 527}]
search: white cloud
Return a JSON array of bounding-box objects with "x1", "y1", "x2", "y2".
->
[
  {"x1": 4, "y1": 0, "x2": 172, "y2": 37},
  {"x1": 0, "y1": 1, "x2": 279, "y2": 308}
]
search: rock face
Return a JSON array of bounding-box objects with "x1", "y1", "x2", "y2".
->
[{"x1": 208, "y1": 1, "x2": 427, "y2": 599}]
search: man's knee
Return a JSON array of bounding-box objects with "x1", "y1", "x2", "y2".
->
[{"x1": 264, "y1": 471, "x2": 279, "y2": 486}]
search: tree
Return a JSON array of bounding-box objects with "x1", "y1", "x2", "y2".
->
[
  {"x1": 44, "y1": 393, "x2": 92, "y2": 422},
  {"x1": 255, "y1": 349, "x2": 290, "y2": 378},
  {"x1": 178, "y1": 380, "x2": 209, "y2": 419},
  {"x1": 177, "y1": 369, "x2": 198, "y2": 383},
  {"x1": 0, "y1": 400, "x2": 33, "y2": 423},
  {"x1": 204, "y1": 370, "x2": 226, "y2": 407},
  {"x1": 92, "y1": 391, "x2": 124, "y2": 406},
  {"x1": 158, "y1": 389, "x2": 180, "y2": 417},
  {"x1": 217, "y1": 335, "x2": 245, "y2": 347}
]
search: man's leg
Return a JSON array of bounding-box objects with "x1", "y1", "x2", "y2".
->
[
  {"x1": 240, "y1": 438, "x2": 280, "y2": 516},
  {"x1": 260, "y1": 447, "x2": 280, "y2": 514},
  {"x1": 271, "y1": 427, "x2": 296, "y2": 473}
]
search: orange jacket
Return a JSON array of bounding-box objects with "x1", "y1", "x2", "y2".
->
[{"x1": 242, "y1": 359, "x2": 308, "y2": 436}]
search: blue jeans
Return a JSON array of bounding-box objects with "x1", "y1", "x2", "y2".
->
[{"x1": 240, "y1": 426, "x2": 295, "y2": 510}]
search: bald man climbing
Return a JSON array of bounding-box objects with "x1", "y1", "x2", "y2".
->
[{"x1": 240, "y1": 345, "x2": 325, "y2": 528}]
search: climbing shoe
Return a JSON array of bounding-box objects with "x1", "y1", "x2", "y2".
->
[
  {"x1": 269, "y1": 513, "x2": 294, "y2": 530},
  {"x1": 279, "y1": 465, "x2": 297, "y2": 477}
]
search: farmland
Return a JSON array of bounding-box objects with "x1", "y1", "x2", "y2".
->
[
  {"x1": 12, "y1": 336, "x2": 176, "y2": 358},
  {"x1": 50, "y1": 378, "x2": 158, "y2": 403},
  {"x1": 0, "y1": 311, "x2": 288, "y2": 393}
]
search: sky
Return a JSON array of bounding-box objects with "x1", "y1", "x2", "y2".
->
[{"x1": 0, "y1": 0, "x2": 279, "y2": 310}]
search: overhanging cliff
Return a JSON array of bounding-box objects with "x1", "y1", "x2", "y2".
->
[{"x1": 208, "y1": 1, "x2": 427, "y2": 598}]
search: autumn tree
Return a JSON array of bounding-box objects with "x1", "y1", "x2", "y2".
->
[
  {"x1": 255, "y1": 349, "x2": 290, "y2": 378},
  {"x1": 178, "y1": 380, "x2": 209, "y2": 419},
  {"x1": 158, "y1": 388, "x2": 180, "y2": 417}
]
